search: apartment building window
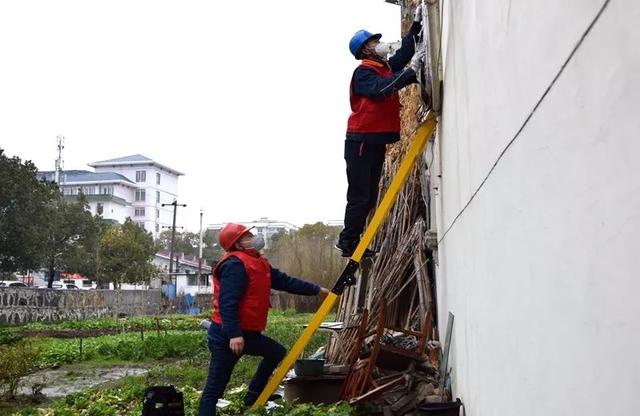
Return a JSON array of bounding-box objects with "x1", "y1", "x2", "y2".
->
[
  {"x1": 200, "y1": 273, "x2": 210, "y2": 286},
  {"x1": 156, "y1": 191, "x2": 160, "y2": 203},
  {"x1": 156, "y1": 172, "x2": 161, "y2": 185},
  {"x1": 155, "y1": 223, "x2": 159, "y2": 233},
  {"x1": 99, "y1": 185, "x2": 114, "y2": 195},
  {"x1": 156, "y1": 209, "x2": 160, "y2": 219},
  {"x1": 187, "y1": 271, "x2": 198, "y2": 286},
  {"x1": 96, "y1": 203, "x2": 104, "y2": 215},
  {"x1": 135, "y1": 208, "x2": 145, "y2": 217},
  {"x1": 136, "y1": 170, "x2": 146, "y2": 182},
  {"x1": 79, "y1": 186, "x2": 96, "y2": 195},
  {"x1": 135, "y1": 189, "x2": 145, "y2": 201},
  {"x1": 136, "y1": 222, "x2": 145, "y2": 230}
]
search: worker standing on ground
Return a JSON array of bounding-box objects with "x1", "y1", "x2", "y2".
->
[
  {"x1": 336, "y1": 5, "x2": 426, "y2": 258},
  {"x1": 198, "y1": 223, "x2": 329, "y2": 415}
]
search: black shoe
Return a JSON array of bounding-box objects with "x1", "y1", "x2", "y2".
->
[
  {"x1": 335, "y1": 242, "x2": 377, "y2": 258},
  {"x1": 335, "y1": 241, "x2": 355, "y2": 257}
]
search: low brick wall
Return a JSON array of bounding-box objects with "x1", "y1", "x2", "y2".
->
[{"x1": 0, "y1": 287, "x2": 162, "y2": 325}]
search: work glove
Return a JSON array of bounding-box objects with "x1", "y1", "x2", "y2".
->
[
  {"x1": 408, "y1": 49, "x2": 426, "y2": 73},
  {"x1": 409, "y1": 4, "x2": 424, "y2": 37},
  {"x1": 414, "y1": 3, "x2": 423, "y2": 22}
]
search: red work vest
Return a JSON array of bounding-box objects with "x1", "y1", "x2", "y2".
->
[
  {"x1": 211, "y1": 251, "x2": 271, "y2": 332},
  {"x1": 346, "y1": 59, "x2": 401, "y2": 134}
]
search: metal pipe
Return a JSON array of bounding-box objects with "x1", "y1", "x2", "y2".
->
[{"x1": 198, "y1": 209, "x2": 203, "y2": 288}]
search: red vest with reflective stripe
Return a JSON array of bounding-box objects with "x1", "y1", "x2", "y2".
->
[
  {"x1": 211, "y1": 251, "x2": 271, "y2": 332},
  {"x1": 347, "y1": 59, "x2": 401, "y2": 134}
]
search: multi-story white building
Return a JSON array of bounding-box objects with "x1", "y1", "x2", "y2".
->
[
  {"x1": 39, "y1": 154, "x2": 183, "y2": 236},
  {"x1": 208, "y1": 217, "x2": 298, "y2": 249},
  {"x1": 88, "y1": 154, "x2": 183, "y2": 235},
  {"x1": 38, "y1": 169, "x2": 137, "y2": 222}
]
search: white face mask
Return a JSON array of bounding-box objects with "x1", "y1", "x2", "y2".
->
[
  {"x1": 374, "y1": 41, "x2": 402, "y2": 58},
  {"x1": 249, "y1": 235, "x2": 265, "y2": 251},
  {"x1": 238, "y1": 235, "x2": 265, "y2": 252}
]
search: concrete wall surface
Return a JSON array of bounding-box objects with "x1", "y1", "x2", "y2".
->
[
  {"x1": 0, "y1": 288, "x2": 162, "y2": 325},
  {"x1": 434, "y1": 0, "x2": 640, "y2": 415}
]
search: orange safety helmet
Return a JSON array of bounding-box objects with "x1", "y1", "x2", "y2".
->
[{"x1": 219, "y1": 223, "x2": 254, "y2": 251}]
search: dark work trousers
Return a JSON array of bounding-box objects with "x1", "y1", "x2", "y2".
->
[
  {"x1": 198, "y1": 323, "x2": 286, "y2": 416},
  {"x1": 339, "y1": 140, "x2": 387, "y2": 245}
]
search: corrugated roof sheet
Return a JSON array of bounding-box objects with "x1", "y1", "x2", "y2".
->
[
  {"x1": 38, "y1": 170, "x2": 135, "y2": 184},
  {"x1": 90, "y1": 154, "x2": 152, "y2": 164}
]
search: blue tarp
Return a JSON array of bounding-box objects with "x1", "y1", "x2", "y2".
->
[{"x1": 162, "y1": 283, "x2": 176, "y2": 300}]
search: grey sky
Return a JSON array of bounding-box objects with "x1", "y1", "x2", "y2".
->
[{"x1": 0, "y1": 0, "x2": 401, "y2": 231}]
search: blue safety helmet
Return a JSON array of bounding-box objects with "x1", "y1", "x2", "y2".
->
[{"x1": 349, "y1": 30, "x2": 382, "y2": 59}]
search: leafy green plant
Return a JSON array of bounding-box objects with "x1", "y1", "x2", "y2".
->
[
  {"x1": 11, "y1": 314, "x2": 202, "y2": 333},
  {"x1": 7, "y1": 310, "x2": 345, "y2": 415},
  {"x1": 37, "y1": 331, "x2": 207, "y2": 366}
]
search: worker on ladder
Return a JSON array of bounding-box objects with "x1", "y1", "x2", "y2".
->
[
  {"x1": 336, "y1": 4, "x2": 426, "y2": 258},
  {"x1": 198, "y1": 223, "x2": 329, "y2": 415}
]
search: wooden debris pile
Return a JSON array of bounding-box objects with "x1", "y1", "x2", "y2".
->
[{"x1": 330, "y1": 295, "x2": 450, "y2": 414}]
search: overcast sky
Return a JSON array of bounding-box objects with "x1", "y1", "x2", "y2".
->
[{"x1": 0, "y1": 0, "x2": 401, "y2": 231}]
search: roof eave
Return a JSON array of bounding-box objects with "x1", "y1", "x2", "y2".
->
[
  {"x1": 61, "y1": 179, "x2": 137, "y2": 187},
  {"x1": 88, "y1": 160, "x2": 184, "y2": 176}
]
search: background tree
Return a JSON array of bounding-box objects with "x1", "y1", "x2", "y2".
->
[
  {"x1": 0, "y1": 149, "x2": 59, "y2": 273},
  {"x1": 266, "y1": 223, "x2": 344, "y2": 289},
  {"x1": 59, "y1": 214, "x2": 106, "y2": 282},
  {"x1": 155, "y1": 228, "x2": 223, "y2": 263},
  {"x1": 99, "y1": 219, "x2": 158, "y2": 289},
  {"x1": 155, "y1": 230, "x2": 199, "y2": 256},
  {"x1": 202, "y1": 229, "x2": 224, "y2": 262},
  {"x1": 41, "y1": 193, "x2": 101, "y2": 287}
]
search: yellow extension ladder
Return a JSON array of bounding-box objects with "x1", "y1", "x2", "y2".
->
[{"x1": 252, "y1": 114, "x2": 438, "y2": 409}]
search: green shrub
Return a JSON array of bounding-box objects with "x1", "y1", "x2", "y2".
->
[
  {"x1": 0, "y1": 341, "x2": 40, "y2": 398},
  {"x1": 0, "y1": 329, "x2": 23, "y2": 346}
]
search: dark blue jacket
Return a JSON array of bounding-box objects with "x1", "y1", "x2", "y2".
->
[
  {"x1": 217, "y1": 257, "x2": 320, "y2": 338},
  {"x1": 347, "y1": 22, "x2": 422, "y2": 145}
]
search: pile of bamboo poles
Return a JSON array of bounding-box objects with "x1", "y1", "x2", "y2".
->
[{"x1": 327, "y1": 146, "x2": 436, "y2": 365}]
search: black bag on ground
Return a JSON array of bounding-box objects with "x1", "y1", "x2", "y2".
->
[
  {"x1": 417, "y1": 398, "x2": 463, "y2": 416},
  {"x1": 142, "y1": 385, "x2": 185, "y2": 416}
]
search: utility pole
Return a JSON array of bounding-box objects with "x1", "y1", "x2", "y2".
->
[
  {"x1": 198, "y1": 210, "x2": 203, "y2": 289},
  {"x1": 161, "y1": 200, "x2": 186, "y2": 281},
  {"x1": 54, "y1": 135, "x2": 65, "y2": 184}
]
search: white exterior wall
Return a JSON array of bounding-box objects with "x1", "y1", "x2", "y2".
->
[
  {"x1": 102, "y1": 201, "x2": 132, "y2": 222},
  {"x1": 175, "y1": 275, "x2": 210, "y2": 296},
  {"x1": 433, "y1": 1, "x2": 640, "y2": 415},
  {"x1": 157, "y1": 170, "x2": 179, "y2": 201},
  {"x1": 87, "y1": 200, "x2": 130, "y2": 222},
  {"x1": 113, "y1": 183, "x2": 132, "y2": 201}
]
